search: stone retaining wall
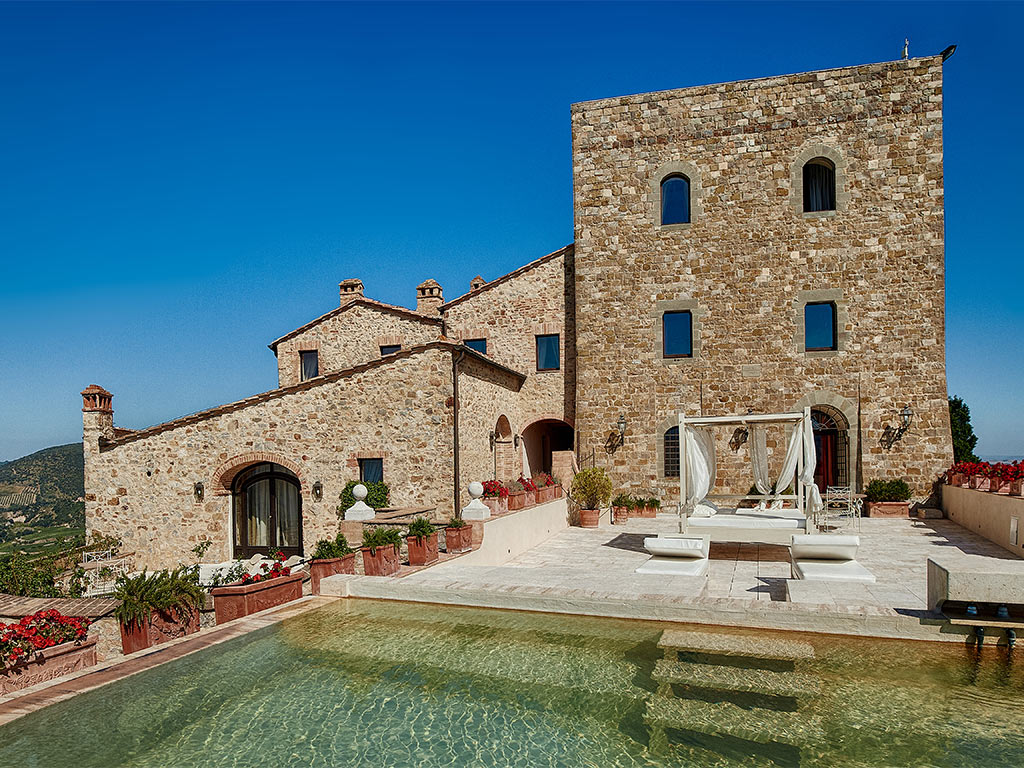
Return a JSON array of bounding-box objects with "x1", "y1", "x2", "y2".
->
[{"x1": 942, "y1": 485, "x2": 1024, "y2": 558}]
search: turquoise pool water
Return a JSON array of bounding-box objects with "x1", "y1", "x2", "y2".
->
[{"x1": 1, "y1": 600, "x2": 1022, "y2": 767}]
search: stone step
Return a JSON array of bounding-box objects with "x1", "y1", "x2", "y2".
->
[
  {"x1": 652, "y1": 658, "x2": 821, "y2": 702},
  {"x1": 644, "y1": 695, "x2": 825, "y2": 749},
  {"x1": 658, "y1": 629, "x2": 815, "y2": 663}
]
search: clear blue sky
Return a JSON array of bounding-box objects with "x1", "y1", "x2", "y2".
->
[{"x1": 1, "y1": 1, "x2": 1021, "y2": 462}]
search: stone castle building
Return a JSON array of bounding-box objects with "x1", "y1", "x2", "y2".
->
[{"x1": 83, "y1": 54, "x2": 953, "y2": 568}]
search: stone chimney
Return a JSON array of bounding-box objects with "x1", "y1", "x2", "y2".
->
[
  {"x1": 416, "y1": 279, "x2": 443, "y2": 316},
  {"x1": 339, "y1": 278, "x2": 364, "y2": 305},
  {"x1": 470, "y1": 275, "x2": 486, "y2": 291},
  {"x1": 81, "y1": 385, "x2": 115, "y2": 454}
]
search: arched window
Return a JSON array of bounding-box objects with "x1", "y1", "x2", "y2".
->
[
  {"x1": 811, "y1": 406, "x2": 849, "y2": 490},
  {"x1": 660, "y1": 175, "x2": 691, "y2": 225},
  {"x1": 803, "y1": 158, "x2": 836, "y2": 212},
  {"x1": 664, "y1": 426, "x2": 680, "y2": 478},
  {"x1": 232, "y1": 462, "x2": 303, "y2": 558}
]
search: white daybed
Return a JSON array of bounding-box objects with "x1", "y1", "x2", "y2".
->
[
  {"x1": 789, "y1": 534, "x2": 875, "y2": 583},
  {"x1": 676, "y1": 409, "x2": 823, "y2": 545},
  {"x1": 635, "y1": 535, "x2": 710, "y2": 577}
]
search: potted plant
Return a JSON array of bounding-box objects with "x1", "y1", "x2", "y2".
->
[
  {"x1": 211, "y1": 552, "x2": 304, "y2": 624},
  {"x1": 115, "y1": 568, "x2": 205, "y2": 654},
  {"x1": 865, "y1": 479, "x2": 912, "y2": 517},
  {"x1": 445, "y1": 517, "x2": 473, "y2": 554},
  {"x1": 611, "y1": 492, "x2": 631, "y2": 525},
  {"x1": 533, "y1": 474, "x2": 557, "y2": 504},
  {"x1": 571, "y1": 467, "x2": 612, "y2": 528},
  {"x1": 360, "y1": 526, "x2": 402, "y2": 576},
  {"x1": 406, "y1": 517, "x2": 439, "y2": 566},
  {"x1": 506, "y1": 480, "x2": 527, "y2": 511},
  {"x1": 644, "y1": 496, "x2": 662, "y2": 518},
  {"x1": 481, "y1": 480, "x2": 509, "y2": 516},
  {"x1": 309, "y1": 534, "x2": 356, "y2": 595},
  {"x1": 518, "y1": 475, "x2": 538, "y2": 507},
  {"x1": 0, "y1": 610, "x2": 95, "y2": 695}
]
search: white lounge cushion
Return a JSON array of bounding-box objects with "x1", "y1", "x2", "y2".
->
[
  {"x1": 791, "y1": 534, "x2": 859, "y2": 561},
  {"x1": 688, "y1": 515, "x2": 805, "y2": 530},
  {"x1": 690, "y1": 502, "x2": 718, "y2": 518},
  {"x1": 644, "y1": 536, "x2": 709, "y2": 559},
  {"x1": 635, "y1": 556, "x2": 710, "y2": 578},
  {"x1": 282, "y1": 555, "x2": 304, "y2": 569},
  {"x1": 791, "y1": 557, "x2": 876, "y2": 583}
]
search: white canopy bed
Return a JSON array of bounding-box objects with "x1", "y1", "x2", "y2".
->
[{"x1": 676, "y1": 408, "x2": 824, "y2": 545}]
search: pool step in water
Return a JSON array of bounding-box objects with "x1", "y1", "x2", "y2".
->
[
  {"x1": 658, "y1": 629, "x2": 816, "y2": 664},
  {"x1": 643, "y1": 695, "x2": 825, "y2": 749},
  {"x1": 652, "y1": 658, "x2": 821, "y2": 703}
]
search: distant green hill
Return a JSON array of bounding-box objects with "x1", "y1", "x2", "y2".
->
[{"x1": 0, "y1": 444, "x2": 85, "y2": 551}]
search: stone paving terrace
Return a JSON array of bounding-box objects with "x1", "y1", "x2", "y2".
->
[{"x1": 396, "y1": 517, "x2": 1018, "y2": 624}]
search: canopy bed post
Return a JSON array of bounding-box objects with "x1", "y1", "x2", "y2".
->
[{"x1": 678, "y1": 411, "x2": 687, "y2": 534}]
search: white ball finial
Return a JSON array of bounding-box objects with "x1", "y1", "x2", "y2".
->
[
  {"x1": 468, "y1": 481, "x2": 484, "y2": 500},
  {"x1": 353, "y1": 484, "x2": 368, "y2": 501}
]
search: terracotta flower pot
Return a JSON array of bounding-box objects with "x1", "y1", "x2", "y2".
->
[
  {"x1": 866, "y1": 501, "x2": 910, "y2": 518},
  {"x1": 445, "y1": 525, "x2": 473, "y2": 554},
  {"x1": 641, "y1": 505, "x2": 657, "y2": 519},
  {"x1": 1, "y1": 638, "x2": 97, "y2": 695},
  {"x1": 408, "y1": 532, "x2": 439, "y2": 566},
  {"x1": 508, "y1": 492, "x2": 527, "y2": 511},
  {"x1": 309, "y1": 553, "x2": 357, "y2": 595},
  {"x1": 523, "y1": 490, "x2": 536, "y2": 507},
  {"x1": 120, "y1": 606, "x2": 201, "y2": 654},
  {"x1": 969, "y1": 475, "x2": 988, "y2": 490},
  {"x1": 579, "y1": 508, "x2": 601, "y2": 528},
  {"x1": 483, "y1": 496, "x2": 508, "y2": 516},
  {"x1": 1010, "y1": 479, "x2": 1023, "y2": 497},
  {"x1": 361, "y1": 544, "x2": 401, "y2": 577},
  {"x1": 989, "y1": 478, "x2": 1008, "y2": 494},
  {"x1": 612, "y1": 506, "x2": 629, "y2": 525},
  {"x1": 212, "y1": 572, "x2": 304, "y2": 625}
]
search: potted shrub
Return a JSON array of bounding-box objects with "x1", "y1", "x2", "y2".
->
[
  {"x1": 532, "y1": 474, "x2": 557, "y2": 504},
  {"x1": 115, "y1": 568, "x2": 205, "y2": 653},
  {"x1": 360, "y1": 526, "x2": 402, "y2": 576},
  {"x1": 0, "y1": 610, "x2": 95, "y2": 695},
  {"x1": 518, "y1": 475, "x2": 538, "y2": 507},
  {"x1": 445, "y1": 517, "x2": 473, "y2": 554},
  {"x1": 644, "y1": 496, "x2": 662, "y2": 518},
  {"x1": 337, "y1": 480, "x2": 391, "y2": 518},
  {"x1": 611, "y1": 492, "x2": 631, "y2": 525},
  {"x1": 506, "y1": 480, "x2": 527, "y2": 511},
  {"x1": 309, "y1": 534, "x2": 356, "y2": 595},
  {"x1": 571, "y1": 467, "x2": 612, "y2": 528},
  {"x1": 865, "y1": 479, "x2": 912, "y2": 517},
  {"x1": 211, "y1": 552, "x2": 304, "y2": 625},
  {"x1": 481, "y1": 480, "x2": 509, "y2": 516},
  {"x1": 406, "y1": 517, "x2": 439, "y2": 566}
]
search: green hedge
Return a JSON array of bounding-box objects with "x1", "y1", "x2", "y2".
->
[
  {"x1": 337, "y1": 481, "x2": 390, "y2": 514},
  {"x1": 865, "y1": 479, "x2": 912, "y2": 503}
]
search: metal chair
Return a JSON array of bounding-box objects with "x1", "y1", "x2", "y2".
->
[{"x1": 825, "y1": 486, "x2": 860, "y2": 532}]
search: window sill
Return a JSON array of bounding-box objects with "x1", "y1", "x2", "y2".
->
[
  {"x1": 801, "y1": 210, "x2": 837, "y2": 220},
  {"x1": 657, "y1": 222, "x2": 692, "y2": 232},
  {"x1": 804, "y1": 349, "x2": 841, "y2": 359}
]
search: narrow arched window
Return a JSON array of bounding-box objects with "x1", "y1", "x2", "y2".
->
[
  {"x1": 803, "y1": 158, "x2": 836, "y2": 212},
  {"x1": 660, "y1": 175, "x2": 690, "y2": 225},
  {"x1": 664, "y1": 426, "x2": 680, "y2": 478}
]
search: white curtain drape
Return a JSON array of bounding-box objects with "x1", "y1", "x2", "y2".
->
[
  {"x1": 683, "y1": 426, "x2": 716, "y2": 512},
  {"x1": 767, "y1": 426, "x2": 803, "y2": 509},
  {"x1": 750, "y1": 427, "x2": 772, "y2": 495},
  {"x1": 802, "y1": 416, "x2": 823, "y2": 515}
]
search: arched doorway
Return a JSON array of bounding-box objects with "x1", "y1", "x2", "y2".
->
[
  {"x1": 493, "y1": 415, "x2": 516, "y2": 482},
  {"x1": 521, "y1": 419, "x2": 574, "y2": 477},
  {"x1": 811, "y1": 406, "x2": 849, "y2": 492},
  {"x1": 232, "y1": 462, "x2": 303, "y2": 558}
]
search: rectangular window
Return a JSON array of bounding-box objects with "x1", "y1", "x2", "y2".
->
[
  {"x1": 662, "y1": 311, "x2": 693, "y2": 358},
  {"x1": 380, "y1": 344, "x2": 402, "y2": 356},
  {"x1": 535, "y1": 334, "x2": 560, "y2": 371},
  {"x1": 299, "y1": 350, "x2": 319, "y2": 381},
  {"x1": 804, "y1": 302, "x2": 837, "y2": 351},
  {"x1": 359, "y1": 458, "x2": 384, "y2": 484},
  {"x1": 465, "y1": 338, "x2": 487, "y2": 355}
]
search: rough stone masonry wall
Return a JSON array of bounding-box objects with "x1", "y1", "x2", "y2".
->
[
  {"x1": 275, "y1": 303, "x2": 439, "y2": 387},
  {"x1": 444, "y1": 250, "x2": 576, "y2": 432},
  {"x1": 84, "y1": 349, "x2": 456, "y2": 570},
  {"x1": 571, "y1": 57, "x2": 952, "y2": 502},
  {"x1": 456, "y1": 354, "x2": 526, "y2": 504}
]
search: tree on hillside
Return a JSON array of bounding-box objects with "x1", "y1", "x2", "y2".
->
[{"x1": 948, "y1": 395, "x2": 979, "y2": 463}]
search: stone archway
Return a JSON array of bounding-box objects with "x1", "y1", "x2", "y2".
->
[
  {"x1": 493, "y1": 416, "x2": 516, "y2": 482},
  {"x1": 212, "y1": 452, "x2": 305, "y2": 497},
  {"x1": 521, "y1": 418, "x2": 575, "y2": 478},
  {"x1": 792, "y1": 391, "x2": 858, "y2": 491}
]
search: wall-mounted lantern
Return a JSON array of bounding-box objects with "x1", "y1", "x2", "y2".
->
[
  {"x1": 513, "y1": 433, "x2": 521, "y2": 449},
  {"x1": 488, "y1": 430, "x2": 496, "y2": 451},
  {"x1": 880, "y1": 405, "x2": 914, "y2": 450},
  {"x1": 312, "y1": 481, "x2": 324, "y2": 501},
  {"x1": 193, "y1": 481, "x2": 204, "y2": 503},
  {"x1": 617, "y1": 414, "x2": 627, "y2": 443}
]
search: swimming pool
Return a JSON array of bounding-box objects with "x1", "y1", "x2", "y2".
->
[{"x1": 1, "y1": 600, "x2": 1022, "y2": 767}]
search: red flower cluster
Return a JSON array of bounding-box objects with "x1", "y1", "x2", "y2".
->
[
  {"x1": 948, "y1": 460, "x2": 1023, "y2": 483},
  {"x1": 0, "y1": 610, "x2": 90, "y2": 668},
  {"x1": 481, "y1": 480, "x2": 509, "y2": 499},
  {"x1": 532, "y1": 473, "x2": 555, "y2": 488},
  {"x1": 240, "y1": 552, "x2": 292, "y2": 584},
  {"x1": 517, "y1": 475, "x2": 538, "y2": 493}
]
